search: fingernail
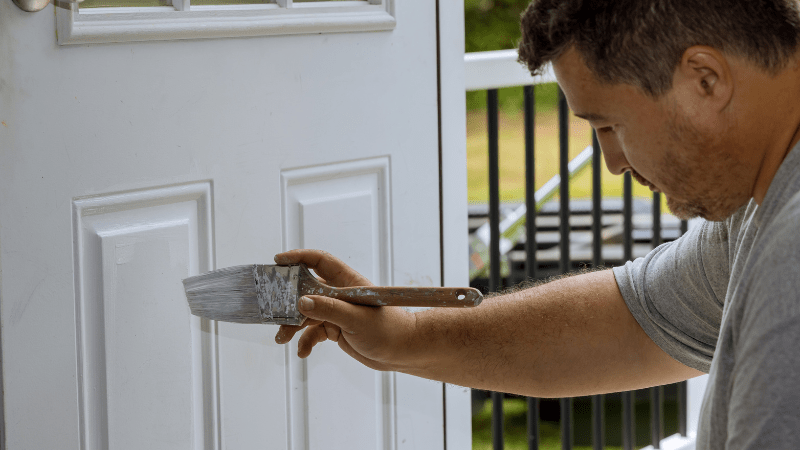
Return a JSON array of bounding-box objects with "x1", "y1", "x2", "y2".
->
[
  {"x1": 299, "y1": 296, "x2": 314, "y2": 311},
  {"x1": 275, "y1": 333, "x2": 283, "y2": 343}
]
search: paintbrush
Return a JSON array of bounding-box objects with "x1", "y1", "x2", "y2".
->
[{"x1": 183, "y1": 263, "x2": 483, "y2": 326}]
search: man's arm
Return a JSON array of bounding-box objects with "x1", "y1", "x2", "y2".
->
[
  {"x1": 275, "y1": 250, "x2": 703, "y2": 398},
  {"x1": 405, "y1": 269, "x2": 702, "y2": 397}
]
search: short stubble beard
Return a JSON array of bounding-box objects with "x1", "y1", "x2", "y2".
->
[{"x1": 651, "y1": 108, "x2": 751, "y2": 221}]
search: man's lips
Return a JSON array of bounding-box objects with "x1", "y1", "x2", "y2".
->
[{"x1": 631, "y1": 170, "x2": 660, "y2": 192}]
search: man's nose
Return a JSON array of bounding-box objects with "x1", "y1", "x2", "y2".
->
[{"x1": 596, "y1": 133, "x2": 628, "y2": 175}]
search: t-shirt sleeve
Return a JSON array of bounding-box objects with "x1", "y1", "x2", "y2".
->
[{"x1": 612, "y1": 219, "x2": 728, "y2": 373}]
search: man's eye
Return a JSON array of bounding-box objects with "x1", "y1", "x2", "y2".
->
[{"x1": 598, "y1": 126, "x2": 614, "y2": 133}]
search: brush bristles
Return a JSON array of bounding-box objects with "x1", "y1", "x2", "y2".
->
[
  {"x1": 183, "y1": 264, "x2": 306, "y2": 326},
  {"x1": 183, "y1": 265, "x2": 262, "y2": 324}
]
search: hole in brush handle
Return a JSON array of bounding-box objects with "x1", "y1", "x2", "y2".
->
[
  {"x1": 453, "y1": 288, "x2": 482, "y2": 306},
  {"x1": 455, "y1": 288, "x2": 483, "y2": 307}
]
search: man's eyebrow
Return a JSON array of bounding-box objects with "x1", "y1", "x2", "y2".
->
[{"x1": 573, "y1": 112, "x2": 608, "y2": 122}]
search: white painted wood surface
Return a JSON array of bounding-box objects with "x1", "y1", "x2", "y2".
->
[
  {"x1": 437, "y1": 0, "x2": 473, "y2": 448},
  {"x1": 464, "y1": 49, "x2": 556, "y2": 91},
  {"x1": 0, "y1": 0, "x2": 448, "y2": 447}
]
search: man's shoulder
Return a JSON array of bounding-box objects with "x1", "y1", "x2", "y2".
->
[
  {"x1": 739, "y1": 191, "x2": 800, "y2": 318},
  {"x1": 761, "y1": 190, "x2": 800, "y2": 249},
  {"x1": 773, "y1": 188, "x2": 800, "y2": 223}
]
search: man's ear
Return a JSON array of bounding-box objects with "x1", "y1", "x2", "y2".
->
[{"x1": 672, "y1": 46, "x2": 734, "y2": 115}]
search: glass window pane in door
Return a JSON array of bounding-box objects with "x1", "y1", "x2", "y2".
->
[{"x1": 79, "y1": 0, "x2": 168, "y2": 7}]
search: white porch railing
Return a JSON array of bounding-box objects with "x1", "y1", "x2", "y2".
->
[{"x1": 465, "y1": 49, "x2": 555, "y2": 91}]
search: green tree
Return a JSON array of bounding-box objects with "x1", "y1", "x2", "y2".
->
[{"x1": 464, "y1": 0, "x2": 526, "y2": 53}]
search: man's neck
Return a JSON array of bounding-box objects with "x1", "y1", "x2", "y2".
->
[{"x1": 745, "y1": 58, "x2": 800, "y2": 205}]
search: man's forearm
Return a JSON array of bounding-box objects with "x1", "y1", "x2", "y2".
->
[{"x1": 403, "y1": 269, "x2": 702, "y2": 397}]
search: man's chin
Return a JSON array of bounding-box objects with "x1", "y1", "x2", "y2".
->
[
  {"x1": 666, "y1": 197, "x2": 705, "y2": 220},
  {"x1": 666, "y1": 195, "x2": 743, "y2": 222}
]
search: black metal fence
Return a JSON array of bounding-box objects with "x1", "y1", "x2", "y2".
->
[{"x1": 472, "y1": 85, "x2": 689, "y2": 449}]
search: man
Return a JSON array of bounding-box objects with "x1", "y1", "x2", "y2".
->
[{"x1": 276, "y1": 0, "x2": 800, "y2": 447}]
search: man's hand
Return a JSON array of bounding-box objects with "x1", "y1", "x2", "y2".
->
[{"x1": 273, "y1": 249, "x2": 417, "y2": 371}]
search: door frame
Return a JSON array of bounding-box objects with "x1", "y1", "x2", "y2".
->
[{"x1": 437, "y1": 0, "x2": 472, "y2": 447}]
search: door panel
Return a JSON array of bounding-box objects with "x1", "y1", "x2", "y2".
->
[
  {"x1": 0, "y1": 0, "x2": 442, "y2": 448},
  {"x1": 283, "y1": 158, "x2": 394, "y2": 449},
  {"x1": 73, "y1": 184, "x2": 217, "y2": 450}
]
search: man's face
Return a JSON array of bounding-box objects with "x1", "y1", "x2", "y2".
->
[{"x1": 552, "y1": 47, "x2": 750, "y2": 221}]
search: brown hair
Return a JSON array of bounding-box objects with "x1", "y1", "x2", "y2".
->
[{"x1": 518, "y1": 0, "x2": 800, "y2": 97}]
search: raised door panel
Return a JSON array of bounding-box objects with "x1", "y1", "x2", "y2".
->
[
  {"x1": 73, "y1": 183, "x2": 218, "y2": 450},
  {"x1": 282, "y1": 158, "x2": 395, "y2": 450}
]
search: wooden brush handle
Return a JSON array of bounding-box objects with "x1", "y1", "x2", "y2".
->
[
  {"x1": 296, "y1": 264, "x2": 482, "y2": 308},
  {"x1": 322, "y1": 285, "x2": 483, "y2": 308}
]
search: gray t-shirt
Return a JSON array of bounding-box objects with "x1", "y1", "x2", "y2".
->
[{"x1": 613, "y1": 142, "x2": 800, "y2": 449}]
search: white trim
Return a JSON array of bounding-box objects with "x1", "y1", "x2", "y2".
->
[
  {"x1": 172, "y1": 0, "x2": 189, "y2": 13},
  {"x1": 639, "y1": 432, "x2": 697, "y2": 450},
  {"x1": 444, "y1": 384, "x2": 471, "y2": 450},
  {"x1": 687, "y1": 374, "x2": 709, "y2": 437},
  {"x1": 439, "y1": 0, "x2": 472, "y2": 447},
  {"x1": 56, "y1": 0, "x2": 394, "y2": 45},
  {"x1": 438, "y1": 0, "x2": 468, "y2": 292},
  {"x1": 291, "y1": 1, "x2": 367, "y2": 8},
  {"x1": 464, "y1": 49, "x2": 556, "y2": 91}
]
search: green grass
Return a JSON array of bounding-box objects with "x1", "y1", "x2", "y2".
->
[
  {"x1": 473, "y1": 395, "x2": 680, "y2": 450},
  {"x1": 473, "y1": 398, "x2": 607, "y2": 450}
]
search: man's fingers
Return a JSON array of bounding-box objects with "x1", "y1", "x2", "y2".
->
[
  {"x1": 274, "y1": 249, "x2": 336, "y2": 269},
  {"x1": 297, "y1": 323, "x2": 328, "y2": 358},
  {"x1": 276, "y1": 295, "x2": 365, "y2": 350},
  {"x1": 275, "y1": 319, "x2": 322, "y2": 344},
  {"x1": 323, "y1": 322, "x2": 342, "y2": 342},
  {"x1": 298, "y1": 295, "x2": 368, "y2": 334},
  {"x1": 274, "y1": 249, "x2": 371, "y2": 287}
]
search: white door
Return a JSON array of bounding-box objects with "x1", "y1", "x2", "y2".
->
[{"x1": 0, "y1": 0, "x2": 453, "y2": 447}]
